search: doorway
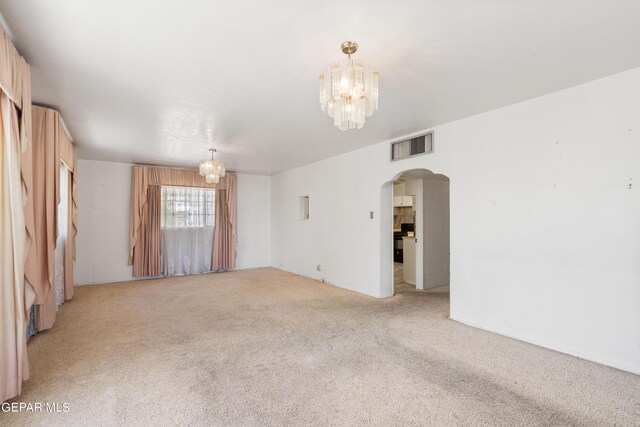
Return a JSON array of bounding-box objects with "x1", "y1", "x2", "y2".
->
[
  {"x1": 380, "y1": 169, "x2": 450, "y2": 298},
  {"x1": 392, "y1": 178, "x2": 419, "y2": 293}
]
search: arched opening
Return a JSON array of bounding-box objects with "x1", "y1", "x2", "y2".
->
[{"x1": 380, "y1": 168, "x2": 450, "y2": 302}]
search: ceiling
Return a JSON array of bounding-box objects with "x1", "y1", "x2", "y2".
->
[{"x1": 1, "y1": 1, "x2": 639, "y2": 175}]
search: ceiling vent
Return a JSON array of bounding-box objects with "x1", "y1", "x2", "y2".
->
[{"x1": 390, "y1": 132, "x2": 433, "y2": 161}]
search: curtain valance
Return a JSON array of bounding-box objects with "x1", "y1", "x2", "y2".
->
[
  {"x1": 147, "y1": 166, "x2": 230, "y2": 189},
  {"x1": 129, "y1": 165, "x2": 235, "y2": 263},
  {"x1": 0, "y1": 27, "x2": 28, "y2": 110}
]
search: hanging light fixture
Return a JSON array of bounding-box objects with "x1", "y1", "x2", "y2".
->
[
  {"x1": 199, "y1": 148, "x2": 226, "y2": 184},
  {"x1": 319, "y1": 41, "x2": 379, "y2": 130}
]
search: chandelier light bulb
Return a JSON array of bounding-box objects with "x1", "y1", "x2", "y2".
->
[
  {"x1": 205, "y1": 173, "x2": 220, "y2": 184},
  {"x1": 319, "y1": 41, "x2": 378, "y2": 130}
]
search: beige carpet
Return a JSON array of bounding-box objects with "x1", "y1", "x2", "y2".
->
[{"x1": 3, "y1": 268, "x2": 639, "y2": 426}]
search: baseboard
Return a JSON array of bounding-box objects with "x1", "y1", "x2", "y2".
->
[
  {"x1": 449, "y1": 316, "x2": 640, "y2": 376},
  {"x1": 271, "y1": 267, "x2": 381, "y2": 299},
  {"x1": 75, "y1": 265, "x2": 272, "y2": 286}
]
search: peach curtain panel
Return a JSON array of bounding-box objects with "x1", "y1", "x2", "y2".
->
[
  {"x1": 212, "y1": 174, "x2": 237, "y2": 271},
  {"x1": 0, "y1": 93, "x2": 31, "y2": 403},
  {"x1": 58, "y1": 115, "x2": 77, "y2": 300},
  {"x1": 30, "y1": 106, "x2": 78, "y2": 331},
  {"x1": 0, "y1": 25, "x2": 35, "y2": 403},
  {"x1": 17, "y1": 61, "x2": 35, "y2": 296},
  {"x1": 129, "y1": 165, "x2": 237, "y2": 276},
  {"x1": 0, "y1": 26, "x2": 35, "y2": 291},
  {"x1": 132, "y1": 185, "x2": 161, "y2": 277}
]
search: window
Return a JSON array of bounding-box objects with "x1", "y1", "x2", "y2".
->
[
  {"x1": 160, "y1": 186, "x2": 215, "y2": 276},
  {"x1": 161, "y1": 186, "x2": 215, "y2": 228}
]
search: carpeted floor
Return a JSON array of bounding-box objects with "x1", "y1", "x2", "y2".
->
[{"x1": 3, "y1": 268, "x2": 640, "y2": 426}]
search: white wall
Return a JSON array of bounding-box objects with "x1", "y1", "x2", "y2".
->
[
  {"x1": 74, "y1": 160, "x2": 271, "y2": 285},
  {"x1": 422, "y1": 178, "x2": 450, "y2": 289},
  {"x1": 271, "y1": 67, "x2": 640, "y2": 374},
  {"x1": 75, "y1": 160, "x2": 133, "y2": 284},
  {"x1": 235, "y1": 174, "x2": 271, "y2": 269}
]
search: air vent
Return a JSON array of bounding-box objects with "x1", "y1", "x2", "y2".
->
[{"x1": 390, "y1": 132, "x2": 433, "y2": 161}]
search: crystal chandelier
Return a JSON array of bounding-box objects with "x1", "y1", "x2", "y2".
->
[
  {"x1": 319, "y1": 41, "x2": 379, "y2": 130},
  {"x1": 199, "y1": 148, "x2": 226, "y2": 184}
]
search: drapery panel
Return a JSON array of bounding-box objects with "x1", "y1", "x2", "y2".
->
[
  {"x1": 0, "y1": 92, "x2": 30, "y2": 403},
  {"x1": 0, "y1": 25, "x2": 34, "y2": 403},
  {"x1": 212, "y1": 185, "x2": 237, "y2": 271},
  {"x1": 31, "y1": 106, "x2": 77, "y2": 331},
  {"x1": 31, "y1": 107, "x2": 57, "y2": 309},
  {"x1": 0, "y1": 25, "x2": 35, "y2": 296},
  {"x1": 132, "y1": 185, "x2": 161, "y2": 277},
  {"x1": 20, "y1": 63, "x2": 35, "y2": 295},
  {"x1": 54, "y1": 110, "x2": 77, "y2": 299},
  {"x1": 129, "y1": 165, "x2": 236, "y2": 277}
]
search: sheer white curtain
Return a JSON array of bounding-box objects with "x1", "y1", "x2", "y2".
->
[
  {"x1": 160, "y1": 186, "x2": 215, "y2": 276},
  {"x1": 54, "y1": 164, "x2": 69, "y2": 307}
]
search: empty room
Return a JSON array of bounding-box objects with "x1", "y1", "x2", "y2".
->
[{"x1": 1, "y1": 1, "x2": 639, "y2": 425}]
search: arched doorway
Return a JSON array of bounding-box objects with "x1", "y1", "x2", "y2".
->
[{"x1": 380, "y1": 169, "x2": 450, "y2": 298}]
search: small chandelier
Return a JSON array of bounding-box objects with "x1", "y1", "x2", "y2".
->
[
  {"x1": 199, "y1": 148, "x2": 226, "y2": 184},
  {"x1": 319, "y1": 41, "x2": 379, "y2": 130}
]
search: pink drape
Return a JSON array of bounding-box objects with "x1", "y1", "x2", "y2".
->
[
  {"x1": 31, "y1": 108, "x2": 57, "y2": 305},
  {"x1": 31, "y1": 106, "x2": 77, "y2": 330},
  {"x1": 0, "y1": 93, "x2": 30, "y2": 403},
  {"x1": 212, "y1": 174, "x2": 237, "y2": 271},
  {"x1": 132, "y1": 185, "x2": 161, "y2": 277},
  {"x1": 58, "y1": 117, "x2": 76, "y2": 300},
  {"x1": 20, "y1": 63, "x2": 35, "y2": 297},
  {"x1": 129, "y1": 165, "x2": 236, "y2": 276},
  {"x1": 0, "y1": 25, "x2": 34, "y2": 403},
  {"x1": 0, "y1": 28, "x2": 35, "y2": 299}
]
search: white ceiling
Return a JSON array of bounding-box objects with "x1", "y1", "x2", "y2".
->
[{"x1": 1, "y1": 0, "x2": 639, "y2": 175}]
